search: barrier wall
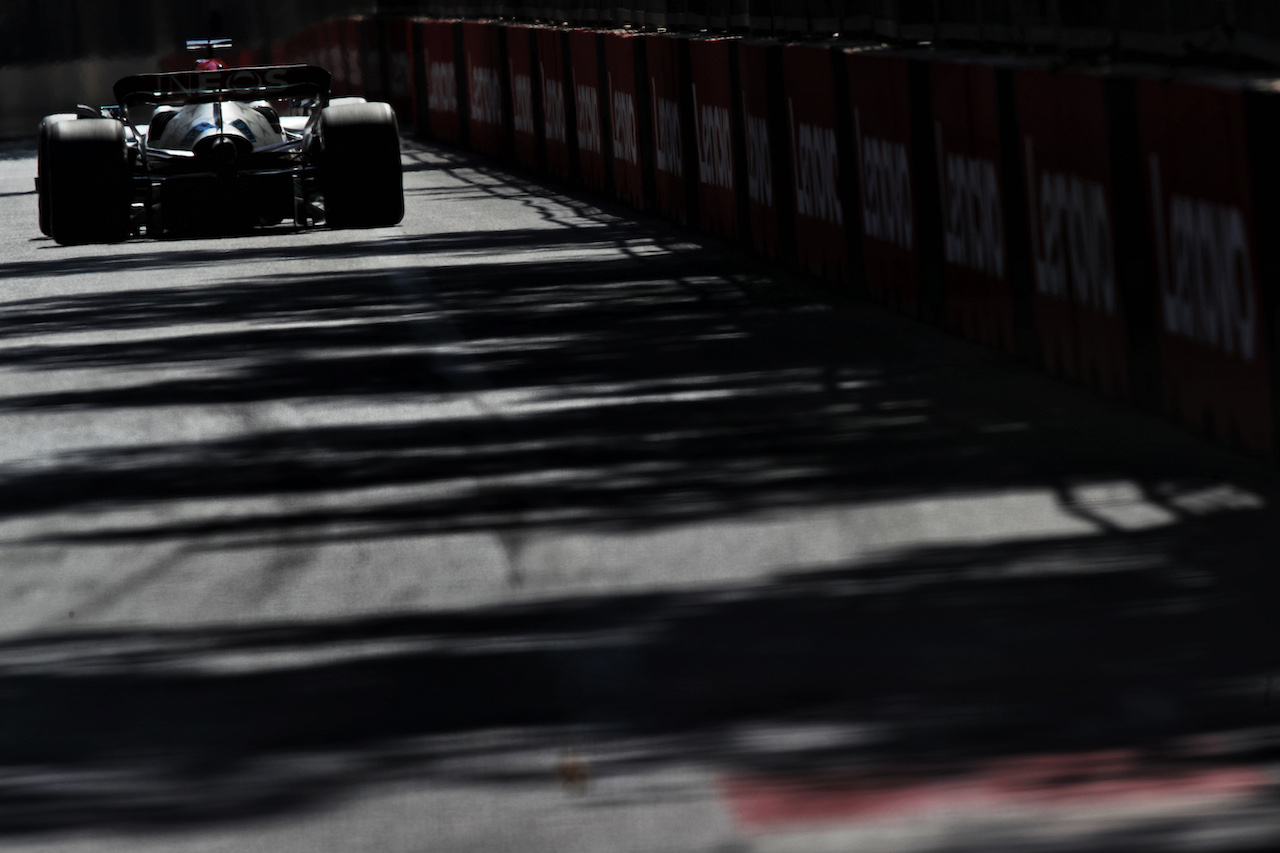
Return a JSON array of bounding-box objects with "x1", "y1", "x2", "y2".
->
[
  {"x1": 603, "y1": 32, "x2": 647, "y2": 210},
  {"x1": 1138, "y1": 77, "x2": 1273, "y2": 455},
  {"x1": 386, "y1": 17, "x2": 418, "y2": 120},
  {"x1": 737, "y1": 41, "x2": 784, "y2": 260},
  {"x1": 645, "y1": 34, "x2": 694, "y2": 226},
  {"x1": 689, "y1": 38, "x2": 741, "y2": 243},
  {"x1": 537, "y1": 28, "x2": 572, "y2": 181},
  {"x1": 463, "y1": 22, "x2": 509, "y2": 160},
  {"x1": 930, "y1": 60, "x2": 1018, "y2": 354},
  {"x1": 110, "y1": 17, "x2": 1280, "y2": 465},
  {"x1": 847, "y1": 50, "x2": 922, "y2": 317},
  {"x1": 1016, "y1": 68, "x2": 1132, "y2": 400},
  {"x1": 420, "y1": 20, "x2": 462, "y2": 146},
  {"x1": 569, "y1": 31, "x2": 609, "y2": 193},
  {"x1": 782, "y1": 44, "x2": 847, "y2": 284},
  {"x1": 506, "y1": 25, "x2": 541, "y2": 170}
]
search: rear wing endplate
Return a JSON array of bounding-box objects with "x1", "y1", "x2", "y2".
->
[{"x1": 113, "y1": 65, "x2": 332, "y2": 107}]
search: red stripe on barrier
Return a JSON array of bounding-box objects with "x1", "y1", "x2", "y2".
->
[
  {"x1": 505, "y1": 26, "x2": 539, "y2": 170},
  {"x1": 1016, "y1": 69, "x2": 1130, "y2": 399},
  {"x1": 420, "y1": 21, "x2": 462, "y2": 146},
  {"x1": 931, "y1": 60, "x2": 1017, "y2": 353},
  {"x1": 689, "y1": 38, "x2": 739, "y2": 242},
  {"x1": 737, "y1": 42, "x2": 782, "y2": 259},
  {"x1": 604, "y1": 32, "x2": 645, "y2": 209},
  {"x1": 463, "y1": 22, "x2": 508, "y2": 159},
  {"x1": 847, "y1": 51, "x2": 920, "y2": 316},
  {"x1": 782, "y1": 44, "x2": 847, "y2": 284},
  {"x1": 569, "y1": 31, "x2": 607, "y2": 192},
  {"x1": 721, "y1": 753, "x2": 1267, "y2": 832},
  {"x1": 1138, "y1": 78, "x2": 1272, "y2": 455},
  {"x1": 537, "y1": 29, "x2": 571, "y2": 181},
  {"x1": 645, "y1": 34, "x2": 691, "y2": 225}
]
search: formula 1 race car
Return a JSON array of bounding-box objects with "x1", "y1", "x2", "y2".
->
[{"x1": 36, "y1": 40, "x2": 404, "y2": 245}]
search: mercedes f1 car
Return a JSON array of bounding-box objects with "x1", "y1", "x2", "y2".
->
[{"x1": 36, "y1": 40, "x2": 404, "y2": 245}]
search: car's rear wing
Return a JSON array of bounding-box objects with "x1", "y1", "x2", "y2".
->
[{"x1": 113, "y1": 65, "x2": 332, "y2": 107}]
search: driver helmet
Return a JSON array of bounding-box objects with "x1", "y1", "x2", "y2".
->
[{"x1": 194, "y1": 58, "x2": 226, "y2": 72}]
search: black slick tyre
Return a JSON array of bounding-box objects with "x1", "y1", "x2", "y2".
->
[
  {"x1": 320, "y1": 102, "x2": 404, "y2": 228},
  {"x1": 37, "y1": 113, "x2": 77, "y2": 238},
  {"x1": 46, "y1": 119, "x2": 131, "y2": 245}
]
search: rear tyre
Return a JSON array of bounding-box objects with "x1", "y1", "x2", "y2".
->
[
  {"x1": 46, "y1": 119, "x2": 131, "y2": 245},
  {"x1": 37, "y1": 114, "x2": 77, "y2": 237},
  {"x1": 319, "y1": 102, "x2": 404, "y2": 228}
]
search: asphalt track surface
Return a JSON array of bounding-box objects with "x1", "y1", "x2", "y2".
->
[{"x1": 1, "y1": 135, "x2": 1280, "y2": 852}]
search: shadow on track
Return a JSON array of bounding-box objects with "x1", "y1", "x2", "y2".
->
[
  {"x1": 0, "y1": 144, "x2": 1278, "y2": 846},
  {"x1": 0, "y1": 525, "x2": 1278, "y2": 839}
]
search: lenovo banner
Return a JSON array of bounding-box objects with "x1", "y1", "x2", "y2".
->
[
  {"x1": 569, "y1": 30, "x2": 608, "y2": 192},
  {"x1": 847, "y1": 50, "x2": 921, "y2": 316},
  {"x1": 463, "y1": 22, "x2": 508, "y2": 160},
  {"x1": 537, "y1": 28, "x2": 572, "y2": 181},
  {"x1": 419, "y1": 20, "x2": 462, "y2": 146},
  {"x1": 645, "y1": 35, "x2": 694, "y2": 226},
  {"x1": 340, "y1": 18, "x2": 365, "y2": 98},
  {"x1": 1016, "y1": 68, "x2": 1131, "y2": 400},
  {"x1": 931, "y1": 60, "x2": 1016, "y2": 353},
  {"x1": 384, "y1": 17, "x2": 417, "y2": 121},
  {"x1": 736, "y1": 42, "x2": 784, "y2": 260},
  {"x1": 782, "y1": 44, "x2": 847, "y2": 284},
  {"x1": 505, "y1": 25, "x2": 540, "y2": 171},
  {"x1": 1138, "y1": 77, "x2": 1272, "y2": 455},
  {"x1": 603, "y1": 32, "x2": 646, "y2": 210},
  {"x1": 689, "y1": 38, "x2": 741, "y2": 242}
]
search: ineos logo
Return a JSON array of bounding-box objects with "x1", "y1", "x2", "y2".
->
[
  {"x1": 167, "y1": 69, "x2": 290, "y2": 98},
  {"x1": 936, "y1": 123, "x2": 1004, "y2": 279},
  {"x1": 1150, "y1": 155, "x2": 1257, "y2": 360},
  {"x1": 855, "y1": 109, "x2": 912, "y2": 250},
  {"x1": 789, "y1": 100, "x2": 842, "y2": 226},
  {"x1": 1025, "y1": 138, "x2": 1115, "y2": 315}
]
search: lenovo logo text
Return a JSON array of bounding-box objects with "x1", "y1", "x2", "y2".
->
[
  {"x1": 937, "y1": 125, "x2": 1003, "y2": 279},
  {"x1": 543, "y1": 69, "x2": 566, "y2": 143},
  {"x1": 468, "y1": 65, "x2": 502, "y2": 127},
  {"x1": 576, "y1": 83, "x2": 602, "y2": 154},
  {"x1": 652, "y1": 87, "x2": 682, "y2": 177},
  {"x1": 744, "y1": 109, "x2": 772, "y2": 206},
  {"x1": 855, "y1": 111, "x2": 912, "y2": 250},
  {"x1": 1151, "y1": 156, "x2": 1256, "y2": 360},
  {"x1": 428, "y1": 61, "x2": 457, "y2": 113},
  {"x1": 694, "y1": 86, "x2": 732, "y2": 190},
  {"x1": 789, "y1": 102, "x2": 842, "y2": 226},
  {"x1": 1028, "y1": 155, "x2": 1116, "y2": 315},
  {"x1": 610, "y1": 84, "x2": 639, "y2": 166}
]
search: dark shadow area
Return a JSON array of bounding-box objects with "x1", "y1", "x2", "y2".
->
[
  {"x1": 0, "y1": 526, "x2": 1278, "y2": 840},
  {"x1": 0, "y1": 236, "x2": 1271, "y2": 545},
  {"x1": 1, "y1": 141, "x2": 1278, "y2": 847}
]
